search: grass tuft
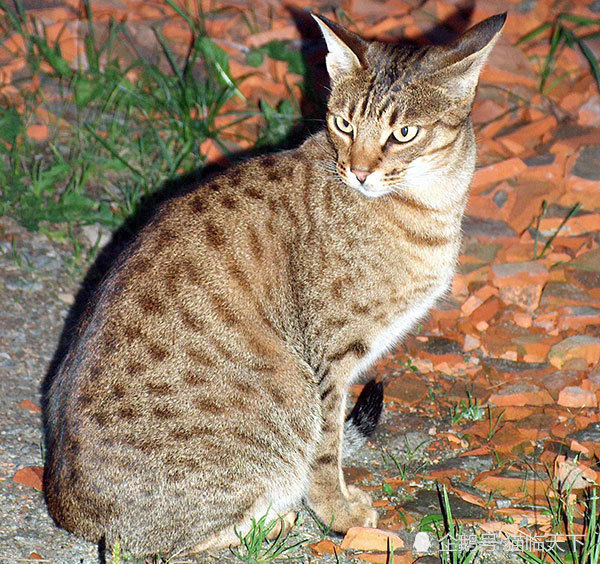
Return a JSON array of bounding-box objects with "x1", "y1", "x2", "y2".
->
[
  {"x1": 230, "y1": 511, "x2": 306, "y2": 563},
  {"x1": 520, "y1": 487, "x2": 599, "y2": 564},
  {"x1": 0, "y1": 0, "x2": 301, "y2": 244},
  {"x1": 518, "y1": 13, "x2": 600, "y2": 94}
]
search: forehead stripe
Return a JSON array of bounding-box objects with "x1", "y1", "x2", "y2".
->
[{"x1": 347, "y1": 100, "x2": 357, "y2": 120}]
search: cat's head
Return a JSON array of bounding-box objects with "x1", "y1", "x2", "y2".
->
[{"x1": 313, "y1": 13, "x2": 505, "y2": 208}]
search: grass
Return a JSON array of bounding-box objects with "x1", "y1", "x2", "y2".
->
[
  {"x1": 381, "y1": 437, "x2": 430, "y2": 481},
  {"x1": 519, "y1": 488, "x2": 599, "y2": 564},
  {"x1": 450, "y1": 390, "x2": 485, "y2": 426},
  {"x1": 230, "y1": 512, "x2": 307, "y2": 563},
  {"x1": 419, "y1": 485, "x2": 479, "y2": 564},
  {"x1": 532, "y1": 201, "x2": 583, "y2": 260},
  {"x1": 517, "y1": 13, "x2": 600, "y2": 94},
  {"x1": 0, "y1": 0, "x2": 302, "y2": 248}
]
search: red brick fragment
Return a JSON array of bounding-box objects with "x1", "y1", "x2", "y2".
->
[
  {"x1": 384, "y1": 373, "x2": 429, "y2": 405},
  {"x1": 340, "y1": 527, "x2": 404, "y2": 552},
  {"x1": 556, "y1": 306, "x2": 600, "y2": 331},
  {"x1": 471, "y1": 158, "x2": 527, "y2": 191},
  {"x1": 310, "y1": 539, "x2": 339, "y2": 555},
  {"x1": 473, "y1": 472, "x2": 545, "y2": 498},
  {"x1": 548, "y1": 336, "x2": 600, "y2": 369},
  {"x1": 489, "y1": 383, "x2": 554, "y2": 407},
  {"x1": 490, "y1": 261, "x2": 549, "y2": 313},
  {"x1": 558, "y1": 386, "x2": 598, "y2": 409},
  {"x1": 13, "y1": 466, "x2": 43, "y2": 491},
  {"x1": 19, "y1": 399, "x2": 42, "y2": 413}
]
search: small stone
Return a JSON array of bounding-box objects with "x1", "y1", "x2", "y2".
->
[
  {"x1": 340, "y1": 527, "x2": 404, "y2": 552},
  {"x1": 58, "y1": 292, "x2": 75, "y2": 305},
  {"x1": 571, "y1": 146, "x2": 600, "y2": 181},
  {"x1": 463, "y1": 334, "x2": 480, "y2": 352},
  {"x1": 548, "y1": 335, "x2": 600, "y2": 369},
  {"x1": 81, "y1": 223, "x2": 112, "y2": 249},
  {"x1": 513, "y1": 312, "x2": 532, "y2": 328},
  {"x1": 29, "y1": 553, "x2": 43, "y2": 561},
  {"x1": 13, "y1": 466, "x2": 43, "y2": 490},
  {"x1": 413, "y1": 532, "x2": 431, "y2": 553},
  {"x1": 558, "y1": 386, "x2": 598, "y2": 408}
]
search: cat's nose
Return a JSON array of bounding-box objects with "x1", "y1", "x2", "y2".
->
[{"x1": 351, "y1": 169, "x2": 371, "y2": 184}]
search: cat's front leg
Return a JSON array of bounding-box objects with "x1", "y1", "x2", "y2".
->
[{"x1": 306, "y1": 359, "x2": 378, "y2": 532}]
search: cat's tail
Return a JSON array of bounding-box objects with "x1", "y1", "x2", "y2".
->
[{"x1": 343, "y1": 379, "x2": 384, "y2": 458}]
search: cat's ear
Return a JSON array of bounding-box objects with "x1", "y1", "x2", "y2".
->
[
  {"x1": 312, "y1": 14, "x2": 367, "y2": 83},
  {"x1": 429, "y1": 13, "x2": 506, "y2": 100}
]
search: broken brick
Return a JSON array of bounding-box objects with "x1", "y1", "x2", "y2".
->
[
  {"x1": 548, "y1": 335, "x2": 600, "y2": 369},
  {"x1": 557, "y1": 386, "x2": 598, "y2": 409},
  {"x1": 489, "y1": 383, "x2": 554, "y2": 407}
]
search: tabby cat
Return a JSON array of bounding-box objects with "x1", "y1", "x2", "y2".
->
[{"x1": 43, "y1": 12, "x2": 505, "y2": 558}]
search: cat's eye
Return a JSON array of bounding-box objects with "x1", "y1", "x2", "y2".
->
[
  {"x1": 391, "y1": 126, "x2": 419, "y2": 144},
  {"x1": 334, "y1": 115, "x2": 353, "y2": 135}
]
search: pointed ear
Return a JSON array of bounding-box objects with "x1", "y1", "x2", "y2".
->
[
  {"x1": 429, "y1": 13, "x2": 506, "y2": 100},
  {"x1": 312, "y1": 14, "x2": 367, "y2": 83}
]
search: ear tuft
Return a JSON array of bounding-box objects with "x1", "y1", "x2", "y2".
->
[{"x1": 312, "y1": 14, "x2": 367, "y2": 83}]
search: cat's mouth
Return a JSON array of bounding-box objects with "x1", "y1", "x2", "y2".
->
[{"x1": 342, "y1": 170, "x2": 392, "y2": 199}]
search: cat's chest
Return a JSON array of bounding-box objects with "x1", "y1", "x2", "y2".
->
[{"x1": 352, "y1": 273, "x2": 452, "y2": 380}]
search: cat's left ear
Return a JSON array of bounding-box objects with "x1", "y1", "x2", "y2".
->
[
  {"x1": 312, "y1": 14, "x2": 368, "y2": 84},
  {"x1": 429, "y1": 13, "x2": 507, "y2": 101}
]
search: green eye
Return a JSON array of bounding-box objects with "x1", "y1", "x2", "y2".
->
[
  {"x1": 334, "y1": 115, "x2": 353, "y2": 134},
  {"x1": 391, "y1": 126, "x2": 419, "y2": 143}
]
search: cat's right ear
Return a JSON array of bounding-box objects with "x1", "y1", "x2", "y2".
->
[{"x1": 312, "y1": 14, "x2": 367, "y2": 83}]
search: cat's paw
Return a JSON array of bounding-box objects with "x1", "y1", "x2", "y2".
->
[
  {"x1": 346, "y1": 497, "x2": 378, "y2": 529},
  {"x1": 266, "y1": 511, "x2": 297, "y2": 540},
  {"x1": 309, "y1": 487, "x2": 378, "y2": 532},
  {"x1": 346, "y1": 485, "x2": 373, "y2": 507}
]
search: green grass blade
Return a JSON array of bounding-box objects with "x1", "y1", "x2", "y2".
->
[
  {"x1": 84, "y1": 124, "x2": 145, "y2": 180},
  {"x1": 559, "y1": 13, "x2": 600, "y2": 26},
  {"x1": 517, "y1": 22, "x2": 552, "y2": 45},
  {"x1": 539, "y1": 202, "x2": 582, "y2": 258},
  {"x1": 573, "y1": 35, "x2": 600, "y2": 93},
  {"x1": 196, "y1": 36, "x2": 245, "y2": 100},
  {"x1": 164, "y1": 0, "x2": 198, "y2": 30},
  {"x1": 540, "y1": 23, "x2": 565, "y2": 92},
  {"x1": 533, "y1": 200, "x2": 547, "y2": 260},
  {"x1": 153, "y1": 27, "x2": 184, "y2": 83}
]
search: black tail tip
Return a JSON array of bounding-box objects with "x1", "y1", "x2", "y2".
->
[{"x1": 346, "y1": 379, "x2": 384, "y2": 439}]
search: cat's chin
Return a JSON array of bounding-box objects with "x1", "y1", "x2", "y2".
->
[
  {"x1": 355, "y1": 185, "x2": 392, "y2": 199},
  {"x1": 343, "y1": 177, "x2": 392, "y2": 199}
]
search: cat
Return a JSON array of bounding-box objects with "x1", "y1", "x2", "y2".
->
[{"x1": 43, "y1": 12, "x2": 505, "y2": 558}]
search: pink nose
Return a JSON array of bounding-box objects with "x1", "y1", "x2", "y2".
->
[{"x1": 352, "y1": 169, "x2": 370, "y2": 183}]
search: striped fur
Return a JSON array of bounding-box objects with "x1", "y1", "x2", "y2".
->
[{"x1": 43, "y1": 13, "x2": 505, "y2": 558}]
